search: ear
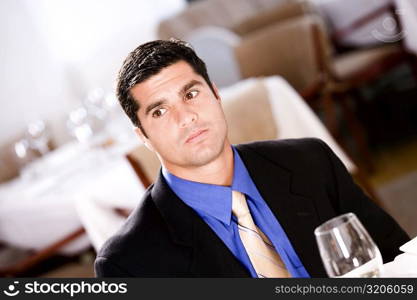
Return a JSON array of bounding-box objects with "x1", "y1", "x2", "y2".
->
[
  {"x1": 212, "y1": 83, "x2": 221, "y2": 102},
  {"x1": 134, "y1": 127, "x2": 155, "y2": 152}
]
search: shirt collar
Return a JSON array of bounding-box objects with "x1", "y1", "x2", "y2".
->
[{"x1": 162, "y1": 146, "x2": 261, "y2": 225}]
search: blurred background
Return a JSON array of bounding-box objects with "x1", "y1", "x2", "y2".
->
[{"x1": 0, "y1": 0, "x2": 416, "y2": 277}]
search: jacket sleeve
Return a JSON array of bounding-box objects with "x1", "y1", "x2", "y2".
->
[
  {"x1": 315, "y1": 138, "x2": 410, "y2": 264},
  {"x1": 94, "y1": 256, "x2": 132, "y2": 277}
]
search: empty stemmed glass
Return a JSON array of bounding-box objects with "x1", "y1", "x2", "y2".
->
[
  {"x1": 314, "y1": 212, "x2": 383, "y2": 277},
  {"x1": 26, "y1": 120, "x2": 50, "y2": 155},
  {"x1": 66, "y1": 107, "x2": 94, "y2": 144}
]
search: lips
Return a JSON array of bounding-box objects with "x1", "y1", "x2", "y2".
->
[{"x1": 185, "y1": 129, "x2": 208, "y2": 144}]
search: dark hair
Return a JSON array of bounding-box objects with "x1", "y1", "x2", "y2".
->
[{"x1": 116, "y1": 39, "x2": 216, "y2": 137}]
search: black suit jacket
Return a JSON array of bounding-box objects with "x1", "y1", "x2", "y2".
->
[{"x1": 95, "y1": 138, "x2": 409, "y2": 277}]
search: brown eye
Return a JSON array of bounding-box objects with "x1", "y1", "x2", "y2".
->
[
  {"x1": 185, "y1": 90, "x2": 198, "y2": 100},
  {"x1": 152, "y1": 108, "x2": 166, "y2": 118}
]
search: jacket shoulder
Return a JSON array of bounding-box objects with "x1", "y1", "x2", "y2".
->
[
  {"x1": 236, "y1": 138, "x2": 330, "y2": 164},
  {"x1": 95, "y1": 186, "x2": 169, "y2": 276}
]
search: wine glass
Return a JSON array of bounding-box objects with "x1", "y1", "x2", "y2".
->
[
  {"x1": 84, "y1": 88, "x2": 108, "y2": 130},
  {"x1": 66, "y1": 107, "x2": 94, "y2": 144},
  {"x1": 14, "y1": 138, "x2": 41, "y2": 180},
  {"x1": 314, "y1": 212, "x2": 383, "y2": 277},
  {"x1": 26, "y1": 120, "x2": 50, "y2": 155}
]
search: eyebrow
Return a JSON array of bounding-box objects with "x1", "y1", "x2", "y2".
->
[
  {"x1": 145, "y1": 100, "x2": 166, "y2": 116},
  {"x1": 144, "y1": 79, "x2": 204, "y2": 116},
  {"x1": 179, "y1": 79, "x2": 203, "y2": 97}
]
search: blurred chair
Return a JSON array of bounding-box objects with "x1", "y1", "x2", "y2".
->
[
  {"x1": 227, "y1": 0, "x2": 416, "y2": 89},
  {"x1": 231, "y1": 12, "x2": 376, "y2": 171},
  {"x1": 125, "y1": 76, "x2": 384, "y2": 210},
  {"x1": 230, "y1": 0, "x2": 417, "y2": 170},
  {"x1": 233, "y1": 14, "x2": 325, "y2": 95},
  {"x1": 319, "y1": 2, "x2": 417, "y2": 148},
  {"x1": 316, "y1": 1, "x2": 417, "y2": 171},
  {"x1": 157, "y1": 0, "x2": 291, "y2": 40},
  {"x1": 125, "y1": 146, "x2": 160, "y2": 190}
]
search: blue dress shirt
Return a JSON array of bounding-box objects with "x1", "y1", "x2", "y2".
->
[{"x1": 162, "y1": 146, "x2": 310, "y2": 278}]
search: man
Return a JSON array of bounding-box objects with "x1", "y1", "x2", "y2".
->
[{"x1": 95, "y1": 39, "x2": 409, "y2": 277}]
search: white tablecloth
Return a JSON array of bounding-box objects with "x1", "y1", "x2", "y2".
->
[
  {"x1": 0, "y1": 140, "x2": 144, "y2": 254},
  {"x1": 382, "y1": 236, "x2": 417, "y2": 277}
]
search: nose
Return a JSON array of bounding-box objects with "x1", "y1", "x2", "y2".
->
[{"x1": 177, "y1": 107, "x2": 198, "y2": 128}]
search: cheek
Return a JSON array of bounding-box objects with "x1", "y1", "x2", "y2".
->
[
  {"x1": 207, "y1": 104, "x2": 226, "y2": 123},
  {"x1": 148, "y1": 120, "x2": 178, "y2": 145},
  {"x1": 201, "y1": 99, "x2": 222, "y2": 114}
]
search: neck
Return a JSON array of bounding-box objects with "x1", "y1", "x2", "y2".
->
[{"x1": 164, "y1": 142, "x2": 234, "y2": 186}]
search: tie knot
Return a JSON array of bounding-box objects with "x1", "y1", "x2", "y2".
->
[{"x1": 231, "y1": 190, "x2": 250, "y2": 219}]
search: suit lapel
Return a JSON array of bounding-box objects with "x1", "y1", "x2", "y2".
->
[
  {"x1": 190, "y1": 213, "x2": 251, "y2": 277},
  {"x1": 151, "y1": 173, "x2": 193, "y2": 247},
  {"x1": 236, "y1": 144, "x2": 327, "y2": 277},
  {"x1": 151, "y1": 172, "x2": 250, "y2": 277}
]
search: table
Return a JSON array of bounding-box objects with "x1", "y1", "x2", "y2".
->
[{"x1": 0, "y1": 138, "x2": 144, "y2": 255}]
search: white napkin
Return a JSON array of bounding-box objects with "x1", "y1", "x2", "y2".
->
[
  {"x1": 400, "y1": 236, "x2": 417, "y2": 255},
  {"x1": 381, "y1": 236, "x2": 417, "y2": 277}
]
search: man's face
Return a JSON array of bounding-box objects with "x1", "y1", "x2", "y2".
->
[{"x1": 130, "y1": 60, "x2": 229, "y2": 172}]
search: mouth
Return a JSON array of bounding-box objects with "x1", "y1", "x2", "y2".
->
[{"x1": 185, "y1": 129, "x2": 208, "y2": 144}]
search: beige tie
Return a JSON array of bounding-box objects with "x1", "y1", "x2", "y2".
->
[{"x1": 232, "y1": 190, "x2": 291, "y2": 278}]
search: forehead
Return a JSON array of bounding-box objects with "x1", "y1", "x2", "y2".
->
[{"x1": 129, "y1": 61, "x2": 203, "y2": 107}]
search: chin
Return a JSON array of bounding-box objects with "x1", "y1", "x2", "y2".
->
[{"x1": 189, "y1": 140, "x2": 227, "y2": 166}]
